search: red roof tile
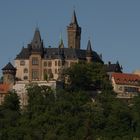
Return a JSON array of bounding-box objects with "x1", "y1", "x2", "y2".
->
[
  {"x1": 0, "y1": 84, "x2": 10, "y2": 94},
  {"x1": 112, "y1": 73, "x2": 140, "y2": 86}
]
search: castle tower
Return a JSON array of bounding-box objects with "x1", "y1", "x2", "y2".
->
[
  {"x1": 86, "y1": 40, "x2": 93, "y2": 63},
  {"x1": 67, "y1": 10, "x2": 81, "y2": 49},
  {"x1": 32, "y1": 27, "x2": 42, "y2": 49},
  {"x1": 2, "y1": 62, "x2": 16, "y2": 85},
  {"x1": 58, "y1": 37, "x2": 65, "y2": 64},
  {"x1": 30, "y1": 27, "x2": 44, "y2": 56},
  {"x1": 29, "y1": 28, "x2": 44, "y2": 81}
]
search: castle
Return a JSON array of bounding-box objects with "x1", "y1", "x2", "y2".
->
[
  {"x1": 1, "y1": 10, "x2": 140, "y2": 106},
  {"x1": 14, "y1": 10, "x2": 103, "y2": 82},
  {"x1": 0, "y1": 10, "x2": 104, "y2": 106}
]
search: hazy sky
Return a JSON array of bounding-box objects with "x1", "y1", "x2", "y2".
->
[{"x1": 0, "y1": 0, "x2": 140, "y2": 75}]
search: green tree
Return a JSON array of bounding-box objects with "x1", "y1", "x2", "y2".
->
[
  {"x1": 64, "y1": 62, "x2": 112, "y2": 91},
  {"x1": 132, "y1": 94, "x2": 140, "y2": 138},
  {"x1": 44, "y1": 73, "x2": 48, "y2": 81},
  {"x1": 0, "y1": 91, "x2": 21, "y2": 140}
]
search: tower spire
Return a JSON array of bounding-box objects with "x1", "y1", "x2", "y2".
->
[
  {"x1": 67, "y1": 10, "x2": 81, "y2": 49},
  {"x1": 32, "y1": 27, "x2": 41, "y2": 43},
  {"x1": 31, "y1": 27, "x2": 43, "y2": 50},
  {"x1": 86, "y1": 40, "x2": 93, "y2": 63},
  {"x1": 71, "y1": 10, "x2": 78, "y2": 26},
  {"x1": 59, "y1": 33, "x2": 64, "y2": 48},
  {"x1": 87, "y1": 40, "x2": 93, "y2": 52}
]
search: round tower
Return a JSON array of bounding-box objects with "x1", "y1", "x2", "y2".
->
[{"x1": 2, "y1": 62, "x2": 16, "y2": 85}]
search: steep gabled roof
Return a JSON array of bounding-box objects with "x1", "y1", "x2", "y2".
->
[
  {"x1": 105, "y1": 62, "x2": 122, "y2": 73},
  {"x1": 15, "y1": 47, "x2": 30, "y2": 59},
  {"x1": 2, "y1": 62, "x2": 16, "y2": 71},
  {"x1": 31, "y1": 27, "x2": 44, "y2": 51},
  {"x1": 32, "y1": 27, "x2": 41, "y2": 44}
]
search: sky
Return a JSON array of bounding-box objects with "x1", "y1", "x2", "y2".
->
[{"x1": 0, "y1": 0, "x2": 140, "y2": 75}]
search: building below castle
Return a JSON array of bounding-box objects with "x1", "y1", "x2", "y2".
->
[{"x1": 111, "y1": 73, "x2": 140, "y2": 99}]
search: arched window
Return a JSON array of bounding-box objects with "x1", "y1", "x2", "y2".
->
[
  {"x1": 24, "y1": 68, "x2": 28, "y2": 73},
  {"x1": 23, "y1": 76, "x2": 28, "y2": 80},
  {"x1": 44, "y1": 61, "x2": 47, "y2": 67},
  {"x1": 20, "y1": 60, "x2": 25, "y2": 66}
]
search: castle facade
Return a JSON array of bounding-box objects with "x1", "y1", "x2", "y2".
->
[{"x1": 14, "y1": 10, "x2": 103, "y2": 81}]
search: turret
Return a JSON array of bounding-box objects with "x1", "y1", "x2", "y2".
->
[
  {"x1": 2, "y1": 62, "x2": 16, "y2": 85},
  {"x1": 58, "y1": 37, "x2": 65, "y2": 64},
  {"x1": 67, "y1": 10, "x2": 81, "y2": 49},
  {"x1": 86, "y1": 40, "x2": 93, "y2": 63}
]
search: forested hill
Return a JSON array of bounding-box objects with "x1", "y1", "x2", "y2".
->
[{"x1": 0, "y1": 63, "x2": 140, "y2": 140}]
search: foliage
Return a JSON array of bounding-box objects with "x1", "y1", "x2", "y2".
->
[
  {"x1": 64, "y1": 62, "x2": 112, "y2": 91},
  {"x1": 0, "y1": 63, "x2": 140, "y2": 139},
  {"x1": 44, "y1": 73, "x2": 48, "y2": 81},
  {"x1": 0, "y1": 91, "x2": 20, "y2": 140}
]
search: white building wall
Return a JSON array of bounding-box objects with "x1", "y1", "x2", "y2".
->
[
  {"x1": 13, "y1": 80, "x2": 57, "y2": 108},
  {"x1": 15, "y1": 60, "x2": 29, "y2": 81}
]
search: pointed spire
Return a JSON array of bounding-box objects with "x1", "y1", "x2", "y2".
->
[
  {"x1": 59, "y1": 33, "x2": 64, "y2": 48},
  {"x1": 86, "y1": 40, "x2": 93, "y2": 63},
  {"x1": 31, "y1": 27, "x2": 43, "y2": 50},
  {"x1": 87, "y1": 40, "x2": 93, "y2": 52},
  {"x1": 71, "y1": 10, "x2": 78, "y2": 26},
  {"x1": 32, "y1": 27, "x2": 41, "y2": 44},
  {"x1": 59, "y1": 39, "x2": 64, "y2": 48}
]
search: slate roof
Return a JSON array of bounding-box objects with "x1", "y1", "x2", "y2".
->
[
  {"x1": 15, "y1": 26, "x2": 103, "y2": 63},
  {"x1": 105, "y1": 62, "x2": 122, "y2": 73},
  {"x1": 16, "y1": 47, "x2": 31, "y2": 59},
  {"x1": 2, "y1": 62, "x2": 16, "y2": 71},
  {"x1": 15, "y1": 46, "x2": 103, "y2": 63}
]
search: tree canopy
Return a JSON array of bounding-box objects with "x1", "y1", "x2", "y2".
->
[
  {"x1": 64, "y1": 62, "x2": 112, "y2": 91},
  {"x1": 0, "y1": 62, "x2": 140, "y2": 139}
]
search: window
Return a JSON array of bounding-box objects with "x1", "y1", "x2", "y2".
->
[
  {"x1": 58, "y1": 69, "x2": 61, "y2": 73},
  {"x1": 48, "y1": 69, "x2": 52, "y2": 74},
  {"x1": 44, "y1": 69, "x2": 47, "y2": 73},
  {"x1": 55, "y1": 69, "x2": 57, "y2": 74},
  {"x1": 32, "y1": 57, "x2": 39, "y2": 65},
  {"x1": 124, "y1": 86, "x2": 139, "y2": 93},
  {"x1": 23, "y1": 76, "x2": 28, "y2": 80},
  {"x1": 118, "y1": 86, "x2": 123, "y2": 91},
  {"x1": 44, "y1": 61, "x2": 47, "y2": 67},
  {"x1": 55, "y1": 61, "x2": 57, "y2": 66},
  {"x1": 20, "y1": 60, "x2": 25, "y2": 66},
  {"x1": 48, "y1": 61, "x2": 52, "y2": 67},
  {"x1": 58, "y1": 61, "x2": 61, "y2": 66},
  {"x1": 24, "y1": 68, "x2": 28, "y2": 73},
  {"x1": 32, "y1": 69, "x2": 39, "y2": 80}
]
